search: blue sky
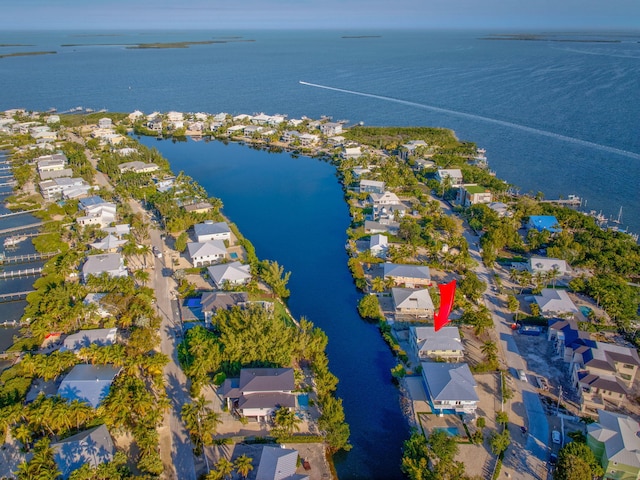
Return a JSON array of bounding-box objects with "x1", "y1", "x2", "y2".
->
[{"x1": 2, "y1": 0, "x2": 639, "y2": 30}]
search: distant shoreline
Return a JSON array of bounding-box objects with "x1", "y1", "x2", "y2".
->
[
  {"x1": 0, "y1": 51, "x2": 56, "y2": 59},
  {"x1": 480, "y1": 34, "x2": 621, "y2": 43}
]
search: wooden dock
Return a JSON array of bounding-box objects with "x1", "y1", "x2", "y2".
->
[
  {"x1": 0, "y1": 290, "x2": 35, "y2": 302},
  {"x1": 0, "y1": 251, "x2": 59, "y2": 265},
  {"x1": 0, "y1": 209, "x2": 37, "y2": 219},
  {"x1": 0, "y1": 267, "x2": 43, "y2": 279},
  {"x1": 0, "y1": 222, "x2": 43, "y2": 235}
]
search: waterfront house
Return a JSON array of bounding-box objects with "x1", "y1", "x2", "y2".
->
[
  {"x1": 364, "y1": 219, "x2": 400, "y2": 235},
  {"x1": 183, "y1": 201, "x2": 213, "y2": 214},
  {"x1": 58, "y1": 364, "x2": 121, "y2": 408},
  {"x1": 221, "y1": 367, "x2": 296, "y2": 421},
  {"x1": 52, "y1": 425, "x2": 115, "y2": 480},
  {"x1": 587, "y1": 410, "x2": 640, "y2": 479},
  {"x1": 368, "y1": 191, "x2": 400, "y2": 205},
  {"x1": 77, "y1": 202, "x2": 117, "y2": 228},
  {"x1": 527, "y1": 215, "x2": 562, "y2": 233},
  {"x1": 421, "y1": 362, "x2": 479, "y2": 415},
  {"x1": 194, "y1": 220, "x2": 231, "y2": 242},
  {"x1": 39, "y1": 167, "x2": 73, "y2": 180},
  {"x1": 413, "y1": 158, "x2": 436, "y2": 170},
  {"x1": 320, "y1": 122, "x2": 343, "y2": 136},
  {"x1": 410, "y1": 326, "x2": 464, "y2": 362},
  {"x1": 167, "y1": 111, "x2": 184, "y2": 122},
  {"x1": 61, "y1": 328, "x2": 118, "y2": 353},
  {"x1": 534, "y1": 288, "x2": 580, "y2": 317},
  {"x1": 383, "y1": 263, "x2": 432, "y2": 287},
  {"x1": 81, "y1": 253, "x2": 128, "y2": 283},
  {"x1": 375, "y1": 202, "x2": 407, "y2": 221},
  {"x1": 298, "y1": 133, "x2": 319, "y2": 147},
  {"x1": 243, "y1": 125, "x2": 264, "y2": 137},
  {"x1": 200, "y1": 291, "x2": 249, "y2": 324},
  {"x1": 154, "y1": 176, "x2": 176, "y2": 192},
  {"x1": 226, "y1": 125, "x2": 246, "y2": 136},
  {"x1": 187, "y1": 240, "x2": 227, "y2": 267},
  {"x1": 435, "y1": 168, "x2": 464, "y2": 186},
  {"x1": 369, "y1": 234, "x2": 388, "y2": 258},
  {"x1": 392, "y1": 288, "x2": 435, "y2": 318},
  {"x1": 39, "y1": 177, "x2": 90, "y2": 201},
  {"x1": 256, "y1": 445, "x2": 308, "y2": 480},
  {"x1": 457, "y1": 184, "x2": 493, "y2": 207},
  {"x1": 146, "y1": 116, "x2": 163, "y2": 132},
  {"x1": 342, "y1": 146, "x2": 363, "y2": 160},
  {"x1": 359, "y1": 179, "x2": 385, "y2": 194},
  {"x1": 327, "y1": 135, "x2": 346, "y2": 147},
  {"x1": 207, "y1": 261, "x2": 252, "y2": 288},
  {"x1": 117, "y1": 161, "x2": 159, "y2": 174},
  {"x1": 128, "y1": 110, "x2": 144, "y2": 121}
]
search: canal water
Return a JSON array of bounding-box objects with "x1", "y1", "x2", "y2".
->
[
  {"x1": 0, "y1": 151, "x2": 44, "y2": 353},
  {"x1": 139, "y1": 136, "x2": 409, "y2": 479}
]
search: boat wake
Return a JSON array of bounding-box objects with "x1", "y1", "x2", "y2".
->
[{"x1": 299, "y1": 81, "x2": 640, "y2": 161}]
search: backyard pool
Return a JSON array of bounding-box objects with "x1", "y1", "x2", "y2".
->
[{"x1": 579, "y1": 306, "x2": 593, "y2": 317}]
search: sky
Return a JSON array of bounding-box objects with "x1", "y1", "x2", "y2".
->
[{"x1": 2, "y1": 0, "x2": 640, "y2": 30}]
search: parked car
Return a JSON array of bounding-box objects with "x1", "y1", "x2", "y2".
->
[
  {"x1": 549, "y1": 453, "x2": 558, "y2": 466},
  {"x1": 152, "y1": 246, "x2": 162, "y2": 258},
  {"x1": 552, "y1": 430, "x2": 561, "y2": 444},
  {"x1": 518, "y1": 369, "x2": 528, "y2": 382}
]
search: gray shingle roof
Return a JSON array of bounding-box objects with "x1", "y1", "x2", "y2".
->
[
  {"x1": 61, "y1": 328, "x2": 117, "y2": 353},
  {"x1": 588, "y1": 410, "x2": 640, "y2": 469},
  {"x1": 383, "y1": 263, "x2": 431, "y2": 280},
  {"x1": 256, "y1": 445, "x2": 308, "y2": 480}
]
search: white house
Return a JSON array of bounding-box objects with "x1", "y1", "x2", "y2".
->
[
  {"x1": 369, "y1": 234, "x2": 388, "y2": 258},
  {"x1": 187, "y1": 240, "x2": 227, "y2": 267},
  {"x1": 359, "y1": 179, "x2": 385, "y2": 194},
  {"x1": 534, "y1": 288, "x2": 580, "y2": 317},
  {"x1": 207, "y1": 261, "x2": 252, "y2": 288},
  {"x1": 194, "y1": 221, "x2": 231, "y2": 242},
  {"x1": 320, "y1": 122, "x2": 343, "y2": 136},
  {"x1": 435, "y1": 168, "x2": 464, "y2": 186},
  {"x1": 81, "y1": 253, "x2": 128, "y2": 283},
  {"x1": 421, "y1": 362, "x2": 479, "y2": 415},
  {"x1": 528, "y1": 257, "x2": 569, "y2": 276}
]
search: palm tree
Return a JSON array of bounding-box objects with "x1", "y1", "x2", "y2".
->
[
  {"x1": 480, "y1": 341, "x2": 498, "y2": 363},
  {"x1": 212, "y1": 458, "x2": 234, "y2": 480},
  {"x1": 371, "y1": 276, "x2": 385, "y2": 293},
  {"x1": 133, "y1": 269, "x2": 150, "y2": 287},
  {"x1": 273, "y1": 407, "x2": 301, "y2": 436},
  {"x1": 234, "y1": 454, "x2": 254, "y2": 479}
]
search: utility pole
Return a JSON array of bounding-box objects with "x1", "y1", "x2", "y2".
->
[{"x1": 556, "y1": 385, "x2": 563, "y2": 415}]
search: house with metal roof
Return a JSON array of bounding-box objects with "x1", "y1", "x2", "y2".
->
[
  {"x1": 359, "y1": 179, "x2": 385, "y2": 195},
  {"x1": 52, "y1": 425, "x2": 115, "y2": 479},
  {"x1": 256, "y1": 445, "x2": 309, "y2": 480},
  {"x1": 221, "y1": 368, "x2": 296, "y2": 421},
  {"x1": 383, "y1": 263, "x2": 432, "y2": 287},
  {"x1": 61, "y1": 328, "x2": 117, "y2": 353},
  {"x1": 434, "y1": 168, "x2": 464, "y2": 186},
  {"x1": 81, "y1": 253, "x2": 128, "y2": 283},
  {"x1": 187, "y1": 240, "x2": 227, "y2": 267},
  {"x1": 392, "y1": 288, "x2": 435, "y2": 318},
  {"x1": 457, "y1": 184, "x2": 492, "y2": 207},
  {"x1": 369, "y1": 234, "x2": 388, "y2": 258},
  {"x1": 57, "y1": 364, "x2": 121, "y2": 408},
  {"x1": 89, "y1": 234, "x2": 127, "y2": 252},
  {"x1": 207, "y1": 261, "x2": 252, "y2": 288},
  {"x1": 410, "y1": 326, "x2": 464, "y2": 362},
  {"x1": 528, "y1": 257, "x2": 569, "y2": 276},
  {"x1": 587, "y1": 410, "x2": 640, "y2": 480},
  {"x1": 194, "y1": 220, "x2": 231, "y2": 242},
  {"x1": 421, "y1": 362, "x2": 479, "y2": 414},
  {"x1": 527, "y1": 215, "x2": 562, "y2": 233},
  {"x1": 534, "y1": 289, "x2": 579, "y2": 317}
]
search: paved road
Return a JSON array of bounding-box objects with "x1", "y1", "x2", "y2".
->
[
  {"x1": 463, "y1": 229, "x2": 549, "y2": 479},
  {"x1": 129, "y1": 201, "x2": 197, "y2": 480}
]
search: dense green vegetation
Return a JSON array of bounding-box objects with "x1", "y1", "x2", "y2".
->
[{"x1": 343, "y1": 126, "x2": 464, "y2": 151}]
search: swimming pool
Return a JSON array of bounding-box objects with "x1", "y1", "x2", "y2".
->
[
  {"x1": 434, "y1": 427, "x2": 459, "y2": 437},
  {"x1": 579, "y1": 306, "x2": 593, "y2": 317},
  {"x1": 298, "y1": 393, "x2": 309, "y2": 410},
  {"x1": 230, "y1": 252, "x2": 238, "y2": 259}
]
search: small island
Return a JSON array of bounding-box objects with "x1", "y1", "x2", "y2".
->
[{"x1": 0, "y1": 51, "x2": 56, "y2": 59}]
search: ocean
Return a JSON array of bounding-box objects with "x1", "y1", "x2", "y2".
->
[
  {"x1": 1, "y1": 29, "x2": 639, "y2": 478},
  {"x1": 1, "y1": 29, "x2": 638, "y2": 234}
]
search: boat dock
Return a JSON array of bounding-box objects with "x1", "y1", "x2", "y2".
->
[
  {"x1": 0, "y1": 267, "x2": 43, "y2": 279},
  {"x1": 539, "y1": 195, "x2": 582, "y2": 206},
  {"x1": 0, "y1": 222, "x2": 43, "y2": 235},
  {"x1": 0, "y1": 209, "x2": 39, "y2": 219},
  {"x1": 0, "y1": 290, "x2": 35, "y2": 303},
  {"x1": 0, "y1": 251, "x2": 58, "y2": 265}
]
